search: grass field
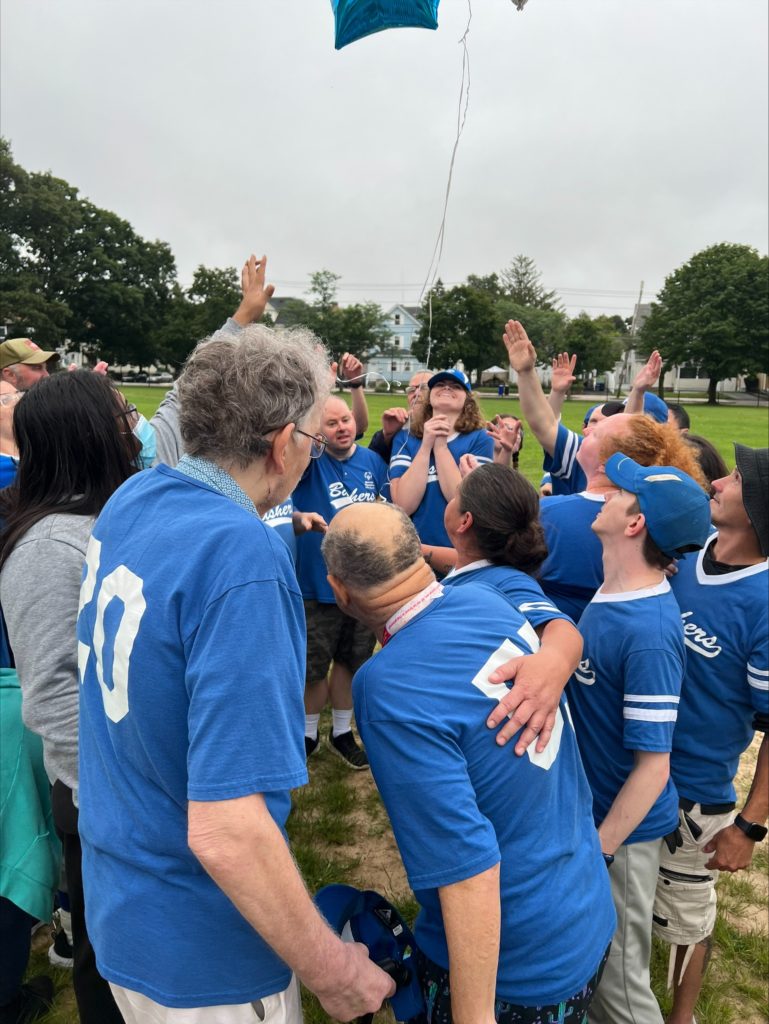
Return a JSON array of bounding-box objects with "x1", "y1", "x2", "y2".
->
[
  {"x1": 26, "y1": 386, "x2": 768, "y2": 1023},
  {"x1": 123, "y1": 385, "x2": 769, "y2": 487}
]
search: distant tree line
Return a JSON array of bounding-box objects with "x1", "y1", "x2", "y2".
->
[{"x1": 2, "y1": 140, "x2": 766, "y2": 396}]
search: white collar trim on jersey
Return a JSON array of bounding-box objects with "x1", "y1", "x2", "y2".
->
[
  {"x1": 445, "y1": 558, "x2": 493, "y2": 580},
  {"x1": 591, "y1": 577, "x2": 670, "y2": 604},
  {"x1": 578, "y1": 490, "x2": 606, "y2": 502},
  {"x1": 382, "y1": 580, "x2": 444, "y2": 642},
  {"x1": 694, "y1": 533, "x2": 769, "y2": 585}
]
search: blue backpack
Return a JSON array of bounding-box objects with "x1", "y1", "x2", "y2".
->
[{"x1": 315, "y1": 884, "x2": 425, "y2": 1020}]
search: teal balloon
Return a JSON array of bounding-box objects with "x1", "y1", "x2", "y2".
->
[{"x1": 332, "y1": 0, "x2": 440, "y2": 50}]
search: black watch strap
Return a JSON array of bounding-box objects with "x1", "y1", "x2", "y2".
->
[{"x1": 734, "y1": 813, "x2": 768, "y2": 842}]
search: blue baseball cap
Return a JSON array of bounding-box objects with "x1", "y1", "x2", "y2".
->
[
  {"x1": 428, "y1": 368, "x2": 471, "y2": 392},
  {"x1": 315, "y1": 884, "x2": 424, "y2": 1020},
  {"x1": 621, "y1": 392, "x2": 669, "y2": 423},
  {"x1": 605, "y1": 453, "x2": 711, "y2": 557}
]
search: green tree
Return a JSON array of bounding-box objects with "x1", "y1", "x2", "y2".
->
[
  {"x1": 563, "y1": 313, "x2": 623, "y2": 380},
  {"x1": 277, "y1": 272, "x2": 389, "y2": 360},
  {"x1": 412, "y1": 282, "x2": 503, "y2": 383},
  {"x1": 499, "y1": 255, "x2": 562, "y2": 311},
  {"x1": 639, "y1": 243, "x2": 769, "y2": 404},
  {"x1": 0, "y1": 139, "x2": 178, "y2": 366}
]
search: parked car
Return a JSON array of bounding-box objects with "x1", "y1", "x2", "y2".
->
[
  {"x1": 122, "y1": 372, "x2": 149, "y2": 383},
  {"x1": 148, "y1": 372, "x2": 174, "y2": 384}
]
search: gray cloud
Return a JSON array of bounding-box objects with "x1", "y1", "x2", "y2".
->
[{"x1": 2, "y1": 0, "x2": 766, "y2": 315}]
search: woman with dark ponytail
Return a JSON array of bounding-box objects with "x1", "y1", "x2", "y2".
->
[{"x1": 442, "y1": 463, "x2": 583, "y2": 695}]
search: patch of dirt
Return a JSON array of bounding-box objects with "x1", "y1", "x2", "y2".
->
[{"x1": 339, "y1": 771, "x2": 410, "y2": 902}]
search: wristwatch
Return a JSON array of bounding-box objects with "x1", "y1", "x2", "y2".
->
[{"x1": 733, "y1": 813, "x2": 768, "y2": 842}]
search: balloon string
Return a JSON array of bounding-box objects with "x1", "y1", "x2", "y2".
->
[{"x1": 419, "y1": 0, "x2": 473, "y2": 370}]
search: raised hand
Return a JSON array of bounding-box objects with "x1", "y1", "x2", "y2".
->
[
  {"x1": 381, "y1": 406, "x2": 408, "y2": 439},
  {"x1": 632, "y1": 350, "x2": 662, "y2": 392},
  {"x1": 502, "y1": 320, "x2": 537, "y2": 374},
  {"x1": 339, "y1": 352, "x2": 364, "y2": 385},
  {"x1": 550, "y1": 352, "x2": 577, "y2": 395},
  {"x1": 233, "y1": 254, "x2": 275, "y2": 326},
  {"x1": 486, "y1": 415, "x2": 522, "y2": 456}
]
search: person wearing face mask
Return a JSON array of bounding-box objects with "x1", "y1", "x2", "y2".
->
[{"x1": 116, "y1": 401, "x2": 157, "y2": 471}]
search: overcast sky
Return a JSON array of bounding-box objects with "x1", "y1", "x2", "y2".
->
[{"x1": 2, "y1": 0, "x2": 767, "y2": 318}]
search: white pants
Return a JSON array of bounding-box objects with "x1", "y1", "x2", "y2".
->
[
  {"x1": 589, "y1": 839, "x2": 664, "y2": 1024},
  {"x1": 110, "y1": 976, "x2": 302, "y2": 1024}
]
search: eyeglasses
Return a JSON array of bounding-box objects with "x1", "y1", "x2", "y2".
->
[
  {"x1": 295, "y1": 428, "x2": 327, "y2": 459},
  {"x1": 0, "y1": 390, "x2": 22, "y2": 408},
  {"x1": 406, "y1": 384, "x2": 429, "y2": 396},
  {"x1": 115, "y1": 404, "x2": 139, "y2": 428}
]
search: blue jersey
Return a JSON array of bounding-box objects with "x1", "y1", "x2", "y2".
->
[
  {"x1": 543, "y1": 423, "x2": 587, "y2": 496},
  {"x1": 568, "y1": 580, "x2": 684, "y2": 843},
  {"x1": 262, "y1": 497, "x2": 296, "y2": 560},
  {"x1": 538, "y1": 492, "x2": 605, "y2": 621},
  {"x1": 670, "y1": 538, "x2": 769, "y2": 805},
  {"x1": 389, "y1": 428, "x2": 493, "y2": 546},
  {"x1": 354, "y1": 582, "x2": 615, "y2": 1005},
  {"x1": 77, "y1": 466, "x2": 308, "y2": 1007},
  {"x1": 294, "y1": 445, "x2": 387, "y2": 603},
  {"x1": 442, "y1": 560, "x2": 574, "y2": 631}
]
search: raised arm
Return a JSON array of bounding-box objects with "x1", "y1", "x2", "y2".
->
[
  {"x1": 625, "y1": 350, "x2": 662, "y2": 415},
  {"x1": 502, "y1": 320, "x2": 559, "y2": 456},
  {"x1": 339, "y1": 353, "x2": 369, "y2": 435},
  {"x1": 231, "y1": 254, "x2": 275, "y2": 327}
]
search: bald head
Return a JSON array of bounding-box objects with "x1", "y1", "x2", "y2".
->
[{"x1": 322, "y1": 502, "x2": 423, "y2": 592}]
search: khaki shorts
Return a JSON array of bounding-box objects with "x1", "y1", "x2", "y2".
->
[
  {"x1": 652, "y1": 804, "x2": 734, "y2": 947},
  {"x1": 110, "y1": 975, "x2": 302, "y2": 1024},
  {"x1": 304, "y1": 600, "x2": 376, "y2": 682}
]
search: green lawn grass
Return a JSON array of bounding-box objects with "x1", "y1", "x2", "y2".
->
[{"x1": 122, "y1": 385, "x2": 769, "y2": 488}]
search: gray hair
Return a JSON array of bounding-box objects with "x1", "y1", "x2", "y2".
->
[
  {"x1": 177, "y1": 324, "x2": 330, "y2": 467},
  {"x1": 322, "y1": 505, "x2": 423, "y2": 590}
]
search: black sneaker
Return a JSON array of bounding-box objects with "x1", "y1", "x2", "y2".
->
[
  {"x1": 305, "y1": 734, "x2": 320, "y2": 759},
  {"x1": 48, "y1": 927, "x2": 73, "y2": 969},
  {"x1": 328, "y1": 729, "x2": 369, "y2": 771},
  {"x1": 0, "y1": 975, "x2": 54, "y2": 1024}
]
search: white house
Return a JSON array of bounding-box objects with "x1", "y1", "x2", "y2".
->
[{"x1": 365, "y1": 305, "x2": 428, "y2": 386}]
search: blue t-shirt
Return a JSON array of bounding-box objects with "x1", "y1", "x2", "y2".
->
[
  {"x1": 543, "y1": 423, "x2": 587, "y2": 496},
  {"x1": 293, "y1": 445, "x2": 387, "y2": 603},
  {"x1": 0, "y1": 453, "x2": 17, "y2": 489},
  {"x1": 567, "y1": 580, "x2": 684, "y2": 843},
  {"x1": 442, "y1": 560, "x2": 574, "y2": 631},
  {"x1": 77, "y1": 466, "x2": 308, "y2": 1007},
  {"x1": 354, "y1": 582, "x2": 615, "y2": 1005},
  {"x1": 262, "y1": 497, "x2": 296, "y2": 561},
  {"x1": 538, "y1": 492, "x2": 605, "y2": 621},
  {"x1": 670, "y1": 538, "x2": 769, "y2": 805},
  {"x1": 389, "y1": 428, "x2": 493, "y2": 546}
]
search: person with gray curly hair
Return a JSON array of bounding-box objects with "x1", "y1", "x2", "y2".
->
[{"x1": 77, "y1": 301, "x2": 394, "y2": 1022}]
